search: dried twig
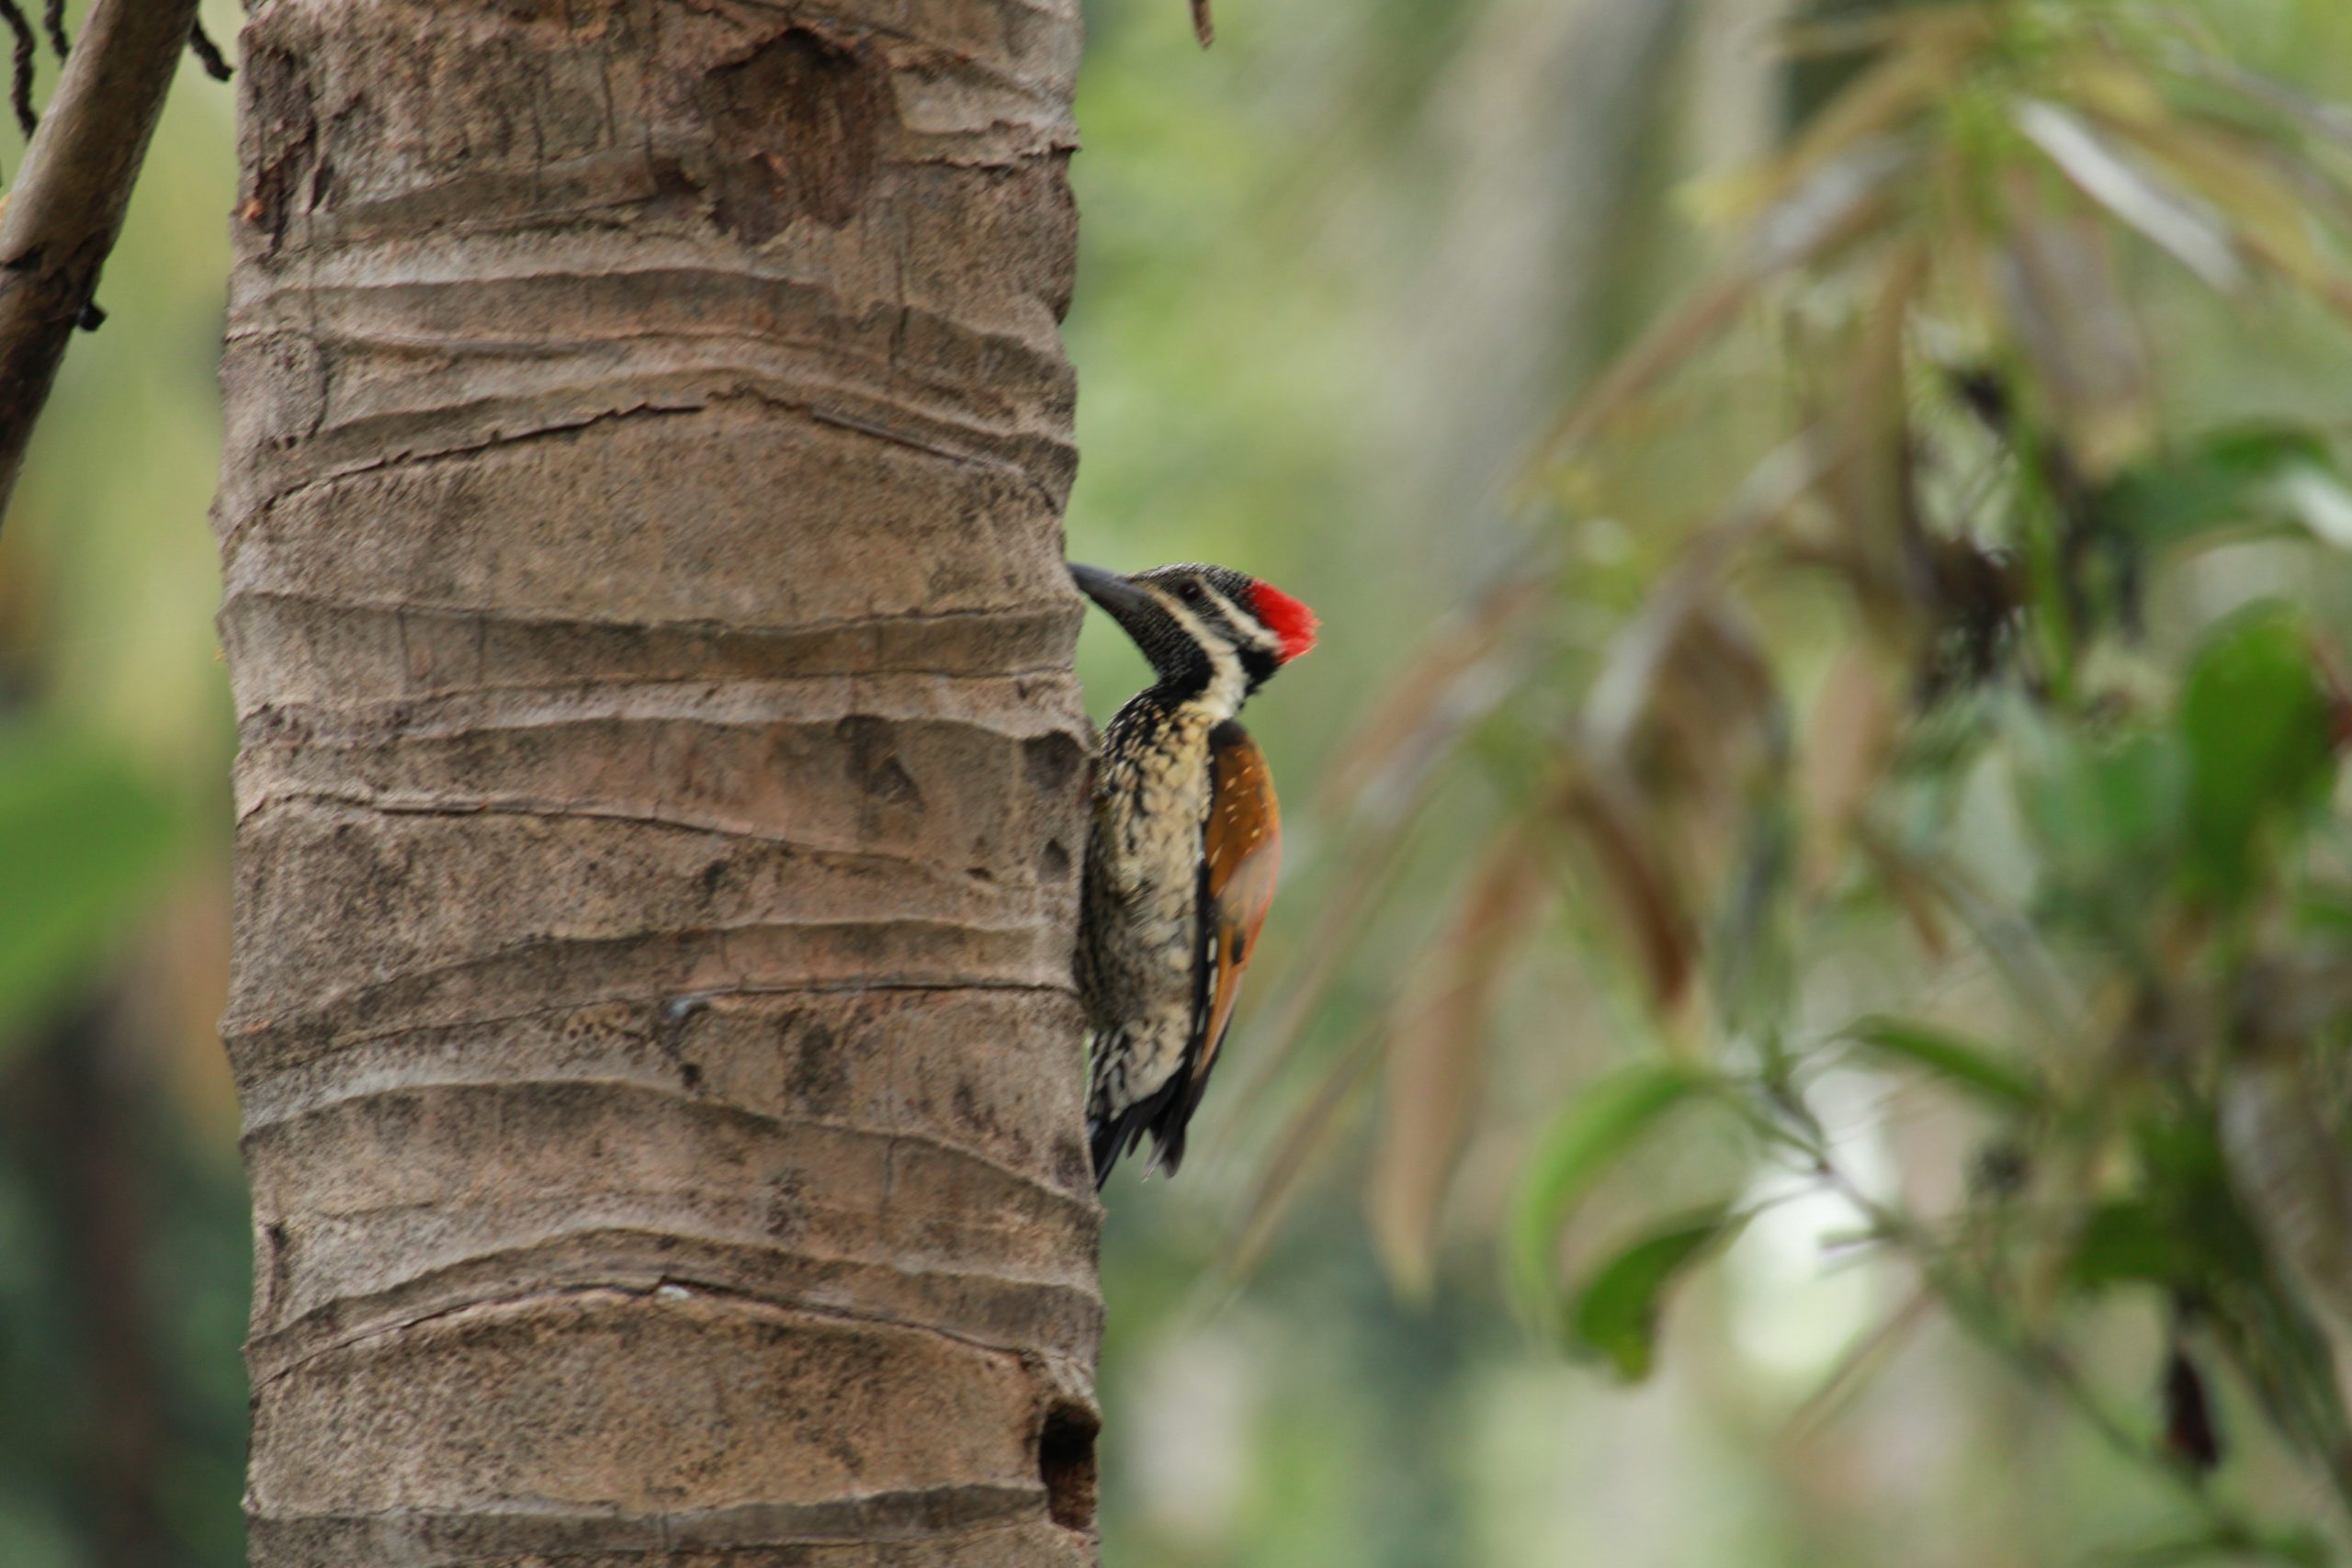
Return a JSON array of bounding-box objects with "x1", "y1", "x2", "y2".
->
[
  {"x1": 1190, "y1": 0, "x2": 1213, "y2": 48},
  {"x1": 0, "y1": 0, "x2": 204, "y2": 529},
  {"x1": 1, "y1": 0, "x2": 37, "y2": 137},
  {"x1": 187, "y1": 17, "x2": 229, "y2": 82}
]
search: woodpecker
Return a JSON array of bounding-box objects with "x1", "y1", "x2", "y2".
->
[{"x1": 1069, "y1": 560, "x2": 1319, "y2": 1187}]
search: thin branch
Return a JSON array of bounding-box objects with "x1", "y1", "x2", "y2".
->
[
  {"x1": 1, "y1": 0, "x2": 36, "y2": 137},
  {"x1": 0, "y1": 0, "x2": 202, "y2": 531},
  {"x1": 39, "y1": 0, "x2": 63, "y2": 62}
]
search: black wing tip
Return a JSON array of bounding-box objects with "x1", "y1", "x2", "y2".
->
[{"x1": 1089, "y1": 1114, "x2": 1125, "y2": 1190}]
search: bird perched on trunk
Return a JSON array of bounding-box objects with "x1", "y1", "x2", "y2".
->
[{"x1": 1069, "y1": 561, "x2": 1318, "y2": 1187}]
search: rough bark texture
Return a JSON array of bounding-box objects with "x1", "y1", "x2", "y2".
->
[{"x1": 212, "y1": 3, "x2": 1099, "y2": 1564}]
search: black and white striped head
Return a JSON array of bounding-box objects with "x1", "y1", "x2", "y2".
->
[{"x1": 1069, "y1": 561, "x2": 1319, "y2": 716}]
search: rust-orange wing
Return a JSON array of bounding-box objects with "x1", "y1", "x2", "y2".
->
[{"x1": 1193, "y1": 720, "x2": 1281, "y2": 1089}]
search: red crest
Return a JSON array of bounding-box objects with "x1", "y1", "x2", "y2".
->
[{"x1": 1248, "y1": 581, "x2": 1319, "y2": 663}]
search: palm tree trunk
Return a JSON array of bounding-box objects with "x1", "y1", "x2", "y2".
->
[{"x1": 212, "y1": 3, "x2": 1099, "y2": 1562}]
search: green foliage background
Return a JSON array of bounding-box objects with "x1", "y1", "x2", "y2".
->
[{"x1": 4, "y1": 1, "x2": 2352, "y2": 1564}]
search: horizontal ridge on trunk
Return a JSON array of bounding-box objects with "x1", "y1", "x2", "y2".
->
[{"x1": 215, "y1": 0, "x2": 1100, "y2": 1562}]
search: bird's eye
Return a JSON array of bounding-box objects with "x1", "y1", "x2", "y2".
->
[{"x1": 1178, "y1": 581, "x2": 1205, "y2": 604}]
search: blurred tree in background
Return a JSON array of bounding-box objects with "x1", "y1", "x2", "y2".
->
[
  {"x1": 0, "y1": 4, "x2": 244, "y2": 1564},
  {"x1": 6, "y1": 1, "x2": 2352, "y2": 1565}
]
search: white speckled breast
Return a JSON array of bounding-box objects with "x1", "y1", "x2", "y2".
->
[{"x1": 1078, "y1": 697, "x2": 1216, "y2": 1118}]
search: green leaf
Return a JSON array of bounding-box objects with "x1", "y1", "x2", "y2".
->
[
  {"x1": 2008, "y1": 712, "x2": 2185, "y2": 927},
  {"x1": 1842, "y1": 1015, "x2": 2042, "y2": 1110},
  {"x1": 2098, "y1": 424, "x2": 2338, "y2": 548},
  {"x1": 1509, "y1": 1063, "x2": 1706, "y2": 1314},
  {"x1": 2267, "y1": 463, "x2": 2352, "y2": 552},
  {"x1": 2065, "y1": 1199, "x2": 2190, "y2": 1292},
  {"x1": 2132, "y1": 1111, "x2": 2271, "y2": 1283},
  {"x1": 2176, "y1": 602, "x2": 2337, "y2": 906},
  {"x1": 0, "y1": 731, "x2": 184, "y2": 1058},
  {"x1": 2012, "y1": 720, "x2": 2182, "y2": 867},
  {"x1": 1565, "y1": 1205, "x2": 1746, "y2": 1381}
]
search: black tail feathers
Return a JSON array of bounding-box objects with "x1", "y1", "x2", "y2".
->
[{"x1": 1088, "y1": 1076, "x2": 1193, "y2": 1190}]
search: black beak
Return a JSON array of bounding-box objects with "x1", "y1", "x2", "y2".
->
[{"x1": 1068, "y1": 561, "x2": 1157, "y2": 622}]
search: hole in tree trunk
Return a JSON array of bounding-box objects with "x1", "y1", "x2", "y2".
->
[
  {"x1": 1038, "y1": 1400, "x2": 1099, "y2": 1531},
  {"x1": 703, "y1": 28, "x2": 889, "y2": 240}
]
